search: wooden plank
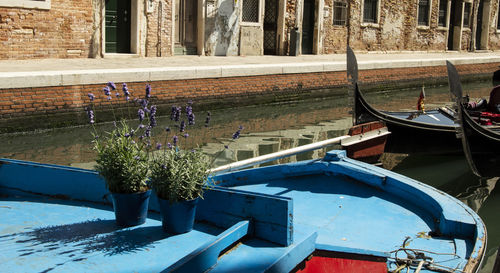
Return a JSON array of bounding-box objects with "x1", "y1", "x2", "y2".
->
[
  {"x1": 0, "y1": 159, "x2": 108, "y2": 203},
  {"x1": 165, "y1": 221, "x2": 251, "y2": 273},
  {"x1": 197, "y1": 186, "x2": 293, "y2": 246}
]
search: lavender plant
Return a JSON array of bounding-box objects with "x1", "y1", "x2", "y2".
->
[
  {"x1": 150, "y1": 102, "x2": 243, "y2": 202},
  {"x1": 87, "y1": 82, "x2": 156, "y2": 194}
]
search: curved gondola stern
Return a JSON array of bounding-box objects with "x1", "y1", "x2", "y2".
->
[
  {"x1": 346, "y1": 46, "x2": 380, "y2": 126},
  {"x1": 446, "y1": 61, "x2": 481, "y2": 177},
  {"x1": 347, "y1": 46, "x2": 358, "y2": 125}
]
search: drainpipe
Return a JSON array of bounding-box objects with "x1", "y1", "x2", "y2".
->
[
  {"x1": 470, "y1": 0, "x2": 478, "y2": 51},
  {"x1": 346, "y1": 1, "x2": 350, "y2": 48},
  {"x1": 157, "y1": 1, "x2": 163, "y2": 57}
]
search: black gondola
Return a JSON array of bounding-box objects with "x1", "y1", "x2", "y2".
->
[
  {"x1": 346, "y1": 47, "x2": 462, "y2": 154},
  {"x1": 446, "y1": 61, "x2": 500, "y2": 178}
]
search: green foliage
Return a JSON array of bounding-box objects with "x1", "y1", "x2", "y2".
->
[
  {"x1": 150, "y1": 148, "x2": 210, "y2": 202},
  {"x1": 94, "y1": 121, "x2": 150, "y2": 193}
]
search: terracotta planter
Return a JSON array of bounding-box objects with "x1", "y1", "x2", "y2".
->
[
  {"x1": 158, "y1": 197, "x2": 198, "y2": 234},
  {"x1": 111, "y1": 190, "x2": 152, "y2": 227}
]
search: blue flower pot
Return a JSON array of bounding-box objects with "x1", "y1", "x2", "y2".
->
[
  {"x1": 158, "y1": 197, "x2": 198, "y2": 234},
  {"x1": 111, "y1": 190, "x2": 152, "y2": 227}
]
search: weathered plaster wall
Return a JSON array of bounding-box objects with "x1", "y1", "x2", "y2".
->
[
  {"x1": 240, "y1": 25, "x2": 263, "y2": 55},
  {"x1": 0, "y1": 0, "x2": 94, "y2": 59},
  {"x1": 489, "y1": 0, "x2": 500, "y2": 50},
  {"x1": 205, "y1": 0, "x2": 240, "y2": 56},
  {"x1": 282, "y1": 0, "x2": 297, "y2": 54},
  {"x1": 346, "y1": 0, "x2": 448, "y2": 52},
  {"x1": 145, "y1": 0, "x2": 173, "y2": 57},
  {"x1": 321, "y1": 0, "x2": 347, "y2": 53},
  {"x1": 462, "y1": 29, "x2": 473, "y2": 51}
]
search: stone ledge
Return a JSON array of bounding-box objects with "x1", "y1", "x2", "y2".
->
[{"x1": 1, "y1": 56, "x2": 499, "y2": 89}]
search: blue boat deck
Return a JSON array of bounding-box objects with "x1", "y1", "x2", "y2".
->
[{"x1": 0, "y1": 195, "x2": 317, "y2": 273}]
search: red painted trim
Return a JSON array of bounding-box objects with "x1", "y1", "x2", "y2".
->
[{"x1": 293, "y1": 251, "x2": 388, "y2": 273}]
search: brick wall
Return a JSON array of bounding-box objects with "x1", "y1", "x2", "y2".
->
[
  {"x1": 1, "y1": 62, "x2": 499, "y2": 132},
  {"x1": 0, "y1": 0, "x2": 94, "y2": 59},
  {"x1": 145, "y1": 0, "x2": 173, "y2": 57}
]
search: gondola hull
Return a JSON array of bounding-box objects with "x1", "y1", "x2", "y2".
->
[
  {"x1": 354, "y1": 84, "x2": 462, "y2": 154},
  {"x1": 458, "y1": 105, "x2": 500, "y2": 177}
]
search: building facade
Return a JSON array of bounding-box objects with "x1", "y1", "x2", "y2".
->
[{"x1": 0, "y1": 0, "x2": 499, "y2": 59}]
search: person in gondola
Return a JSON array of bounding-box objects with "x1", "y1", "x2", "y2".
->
[{"x1": 488, "y1": 85, "x2": 500, "y2": 114}]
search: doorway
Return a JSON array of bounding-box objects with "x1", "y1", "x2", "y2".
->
[
  {"x1": 301, "y1": 0, "x2": 315, "y2": 54},
  {"x1": 175, "y1": 0, "x2": 198, "y2": 55},
  {"x1": 264, "y1": 0, "x2": 278, "y2": 55},
  {"x1": 447, "y1": 0, "x2": 461, "y2": 51},
  {"x1": 105, "y1": 0, "x2": 131, "y2": 53}
]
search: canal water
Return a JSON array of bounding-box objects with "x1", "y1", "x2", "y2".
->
[{"x1": 0, "y1": 80, "x2": 498, "y2": 272}]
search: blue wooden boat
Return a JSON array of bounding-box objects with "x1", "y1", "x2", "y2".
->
[{"x1": 0, "y1": 149, "x2": 486, "y2": 272}]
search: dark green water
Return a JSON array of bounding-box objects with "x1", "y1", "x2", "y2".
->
[{"x1": 0, "y1": 81, "x2": 498, "y2": 272}]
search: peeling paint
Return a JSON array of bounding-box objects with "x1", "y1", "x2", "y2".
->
[{"x1": 205, "y1": 0, "x2": 240, "y2": 56}]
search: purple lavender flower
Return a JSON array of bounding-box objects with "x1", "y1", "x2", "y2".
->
[
  {"x1": 139, "y1": 124, "x2": 145, "y2": 129},
  {"x1": 167, "y1": 142, "x2": 172, "y2": 149},
  {"x1": 161, "y1": 164, "x2": 167, "y2": 169},
  {"x1": 140, "y1": 99, "x2": 148, "y2": 108},
  {"x1": 205, "y1": 112, "x2": 211, "y2": 127},
  {"x1": 145, "y1": 84, "x2": 151, "y2": 98},
  {"x1": 180, "y1": 120, "x2": 186, "y2": 132},
  {"x1": 103, "y1": 86, "x2": 111, "y2": 96},
  {"x1": 126, "y1": 96, "x2": 130, "y2": 101},
  {"x1": 186, "y1": 104, "x2": 195, "y2": 125},
  {"x1": 145, "y1": 126, "x2": 151, "y2": 137},
  {"x1": 170, "y1": 106, "x2": 177, "y2": 121},
  {"x1": 173, "y1": 135, "x2": 178, "y2": 146},
  {"x1": 107, "y1": 96, "x2": 112, "y2": 101},
  {"x1": 138, "y1": 108, "x2": 145, "y2": 122},
  {"x1": 165, "y1": 127, "x2": 170, "y2": 132},
  {"x1": 115, "y1": 92, "x2": 120, "y2": 98},
  {"x1": 150, "y1": 115, "x2": 157, "y2": 127},
  {"x1": 183, "y1": 133, "x2": 189, "y2": 138},
  {"x1": 87, "y1": 93, "x2": 95, "y2": 101},
  {"x1": 122, "y1": 83, "x2": 130, "y2": 97},
  {"x1": 86, "y1": 108, "x2": 95, "y2": 124},
  {"x1": 107, "y1": 81, "x2": 116, "y2": 90},
  {"x1": 224, "y1": 145, "x2": 229, "y2": 149},
  {"x1": 174, "y1": 107, "x2": 181, "y2": 122},
  {"x1": 156, "y1": 143, "x2": 162, "y2": 150},
  {"x1": 232, "y1": 126, "x2": 243, "y2": 140},
  {"x1": 149, "y1": 105, "x2": 157, "y2": 127}
]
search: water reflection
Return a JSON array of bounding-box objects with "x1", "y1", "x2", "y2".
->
[{"x1": 0, "y1": 81, "x2": 498, "y2": 272}]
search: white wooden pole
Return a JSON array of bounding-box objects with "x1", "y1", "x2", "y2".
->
[{"x1": 209, "y1": 135, "x2": 350, "y2": 174}]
